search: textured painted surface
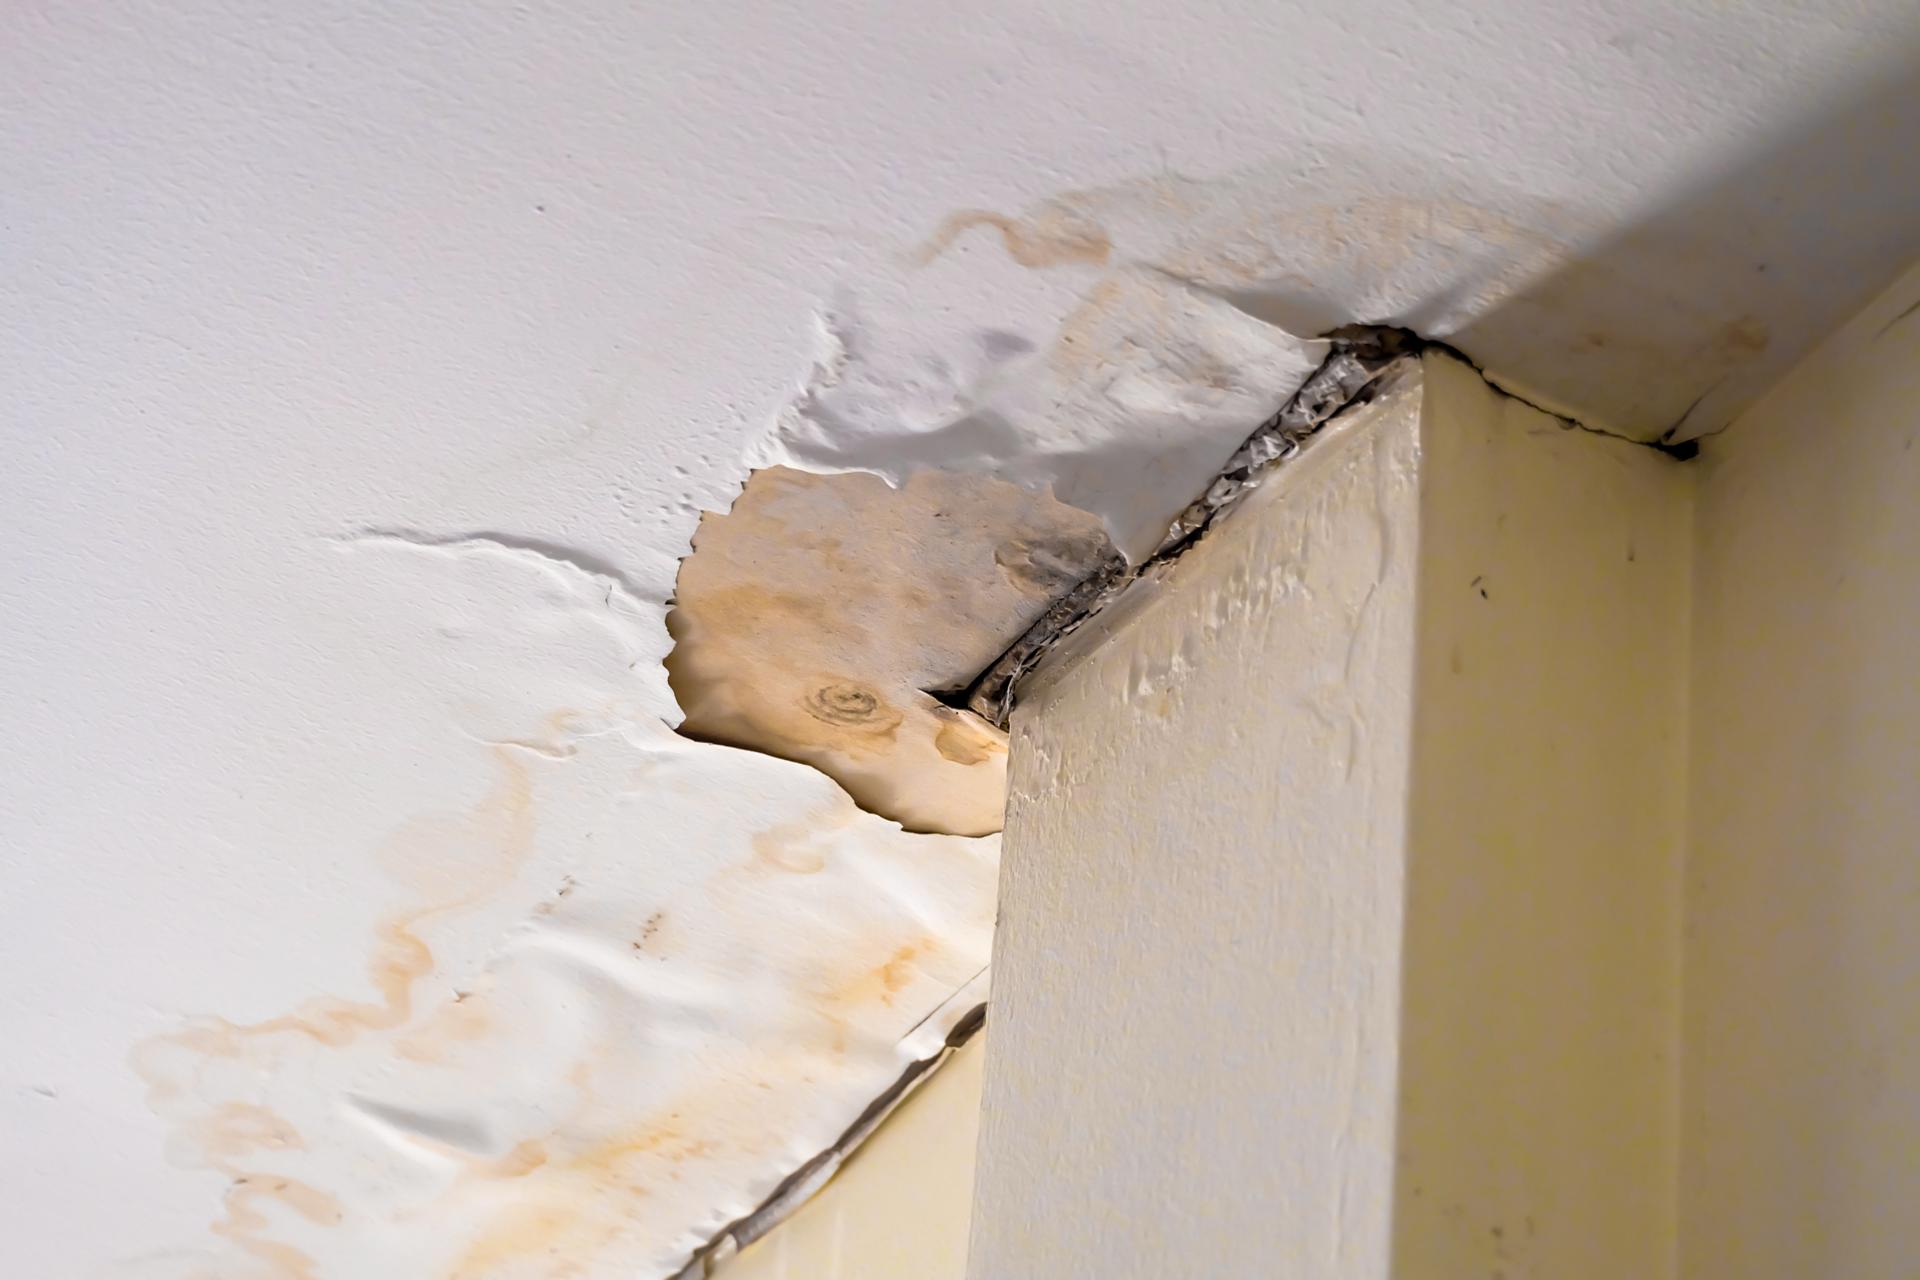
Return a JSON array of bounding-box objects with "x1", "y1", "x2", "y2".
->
[
  {"x1": 1682, "y1": 261, "x2": 1920, "y2": 1279},
  {"x1": 973, "y1": 359, "x2": 1694, "y2": 1277},
  {"x1": 6, "y1": 1, "x2": 1920, "y2": 1274},
  {"x1": 715, "y1": 1037, "x2": 985, "y2": 1280},
  {"x1": 972, "y1": 392, "x2": 1424, "y2": 1277},
  {"x1": 91, "y1": 533, "x2": 998, "y2": 1279},
  {"x1": 1395, "y1": 355, "x2": 1692, "y2": 1278}
]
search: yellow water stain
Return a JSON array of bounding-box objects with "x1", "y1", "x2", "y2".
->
[
  {"x1": 932, "y1": 710, "x2": 1006, "y2": 767},
  {"x1": 489, "y1": 1138, "x2": 550, "y2": 1180},
  {"x1": 131, "y1": 745, "x2": 545, "y2": 1273},
  {"x1": 824, "y1": 937, "x2": 936, "y2": 1019},
  {"x1": 748, "y1": 800, "x2": 857, "y2": 875},
  {"x1": 912, "y1": 208, "x2": 1112, "y2": 269},
  {"x1": 448, "y1": 1202, "x2": 589, "y2": 1280},
  {"x1": 224, "y1": 1174, "x2": 344, "y2": 1227},
  {"x1": 666, "y1": 465, "x2": 1099, "y2": 836},
  {"x1": 394, "y1": 987, "x2": 496, "y2": 1063},
  {"x1": 215, "y1": 1228, "x2": 322, "y2": 1280},
  {"x1": 377, "y1": 747, "x2": 539, "y2": 901},
  {"x1": 806, "y1": 934, "x2": 943, "y2": 1057},
  {"x1": 442, "y1": 1117, "x2": 721, "y2": 1279}
]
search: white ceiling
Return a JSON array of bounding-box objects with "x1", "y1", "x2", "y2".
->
[{"x1": 5, "y1": 2, "x2": 1918, "y2": 1276}]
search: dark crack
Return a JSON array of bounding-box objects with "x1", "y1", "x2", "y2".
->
[
  {"x1": 667, "y1": 1003, "x2": 988, "y2": 1280},
  {"x1": 953, "y1": 324, "x2": 1698, "y2": 729}
]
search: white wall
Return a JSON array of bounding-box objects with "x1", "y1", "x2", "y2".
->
[{"x1": 1681, "y1": 261, "x2": 1920, "y2": 1279}]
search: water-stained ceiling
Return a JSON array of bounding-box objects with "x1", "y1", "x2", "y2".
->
[{"x1": 5, "y1": 2, "x2": 1919, "y2": 1276}]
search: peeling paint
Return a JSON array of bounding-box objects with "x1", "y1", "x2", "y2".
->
[
  {"x1": 748, "y1": 268, "x2": 1327, "y2": 562},
  {"x1": 666, "y1": 466, "x2": 1115, "y2": 836},
  {"x1": 13, "y1": 5, "x2": 1920, "y2": 1276},
  {"x1": 113, "y1": 537, "x2": 998, "y2": 1278}
]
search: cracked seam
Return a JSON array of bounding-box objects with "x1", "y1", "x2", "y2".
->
[
  {"x1": 954, "y1": 325, "x2": 1421, "y2": 728},
  {"x1": 666, "y1": 1004, "x2": 988, "y2": 1280},
  {"x1": 951, "y1": 324, "x2": 1700, "y2": 729}
]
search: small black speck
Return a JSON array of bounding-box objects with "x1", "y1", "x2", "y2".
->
[{"x1": 535, "y1": 204, "x2": 548, "y2": 213}]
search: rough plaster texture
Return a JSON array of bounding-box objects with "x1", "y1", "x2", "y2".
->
[
  {"x1": 973, "y1": 359, "x2": 1695, "y2": 1277},
  {"x1": 1682, "y1": 261, "x2": 1920, "y2": 1278},
  {"x1": 972, "y1": 392, "x2": 1424, "y2": 1277},
  {"x1": 6, "y1": 1, "x2": 1920, "y2": 1273}
]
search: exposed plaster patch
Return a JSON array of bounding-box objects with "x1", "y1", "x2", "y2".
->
[
  {"x1": 956, "y1": 329, "x2": 1419, "y2": 726},
  {"x1": 665, "y1": 466, "x2": 1114, "y2": 836}
]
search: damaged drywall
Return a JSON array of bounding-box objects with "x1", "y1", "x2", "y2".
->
[
  {"x1": 98, "y1": 314, "x2": 1695, "y2": 1280},
  {"x1": 122, "y1": 532, "x2": 999, "y2": 1280},
  {"x1": 11, "y1": 6, "x2": 1920, "y2": 1278},
  {"x1": 665, "y1": 467, "x2": 1115, "y2": 837},
  {"x1": 752, "y1": 268, "x2": 1328, "y2": 563}
]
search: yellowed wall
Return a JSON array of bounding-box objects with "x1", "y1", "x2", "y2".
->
[
  {"x1": 720, "y1": 262, "x2": 1920, "y2": 1279},
  {"x1": 1681, "y1": 261, "x2": 1920, "y2": 1279},
  {"x1": 969, "y1": 358, "x2": 1696, "y2": 1278},
  {"x1": 1394, "y1": 355, "x2": 1693, "y2": 1278},
  {"x1": 970, "y1": 387, "x2": 1426, "y2": 1277},
  {"x1": 714, "y1": 1036, "x2": 985, "y2": 1280}
]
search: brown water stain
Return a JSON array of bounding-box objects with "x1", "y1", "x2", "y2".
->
[
  {"x1": 798, "y1": 678, "x2": 903, "y2": 741},
  {"x1": 489, "y1": 1138, "x2": 550, "y2": 1179},
  {"x1": 442, "y1": 1108, "x2": 721, "y2": 1278},
  {"x1": 913, "y1": 208, "x2": 1111, "y2": 269},
  {"x1": 667, "y1": 466, "x2": 1096, "y2": 836},
  {"x1": 812, "y1": 936, "x2": 940, "y2": 1057},
  {"x1": 748, "y1": 800, "x2": 858, "y2": 876},
  {"x1": 131, "y1": 746, "x2": 542, "y2": 1273},
  {"x1": 826, "y1": 937, "x2": 933, "y2": 1014},
  {"x1": 932, "y1": 709, "x2": 1006, "y2": 767},
  {"x1": 394, "y1": 986, "x2": 496, "y2": 1063},
  {"x1": 448, "y1": 1202, "x2": 589, "y2": 1280},
  {"x1": 154, "y1": 1107, "x2": 341, "y2": 1280}
]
